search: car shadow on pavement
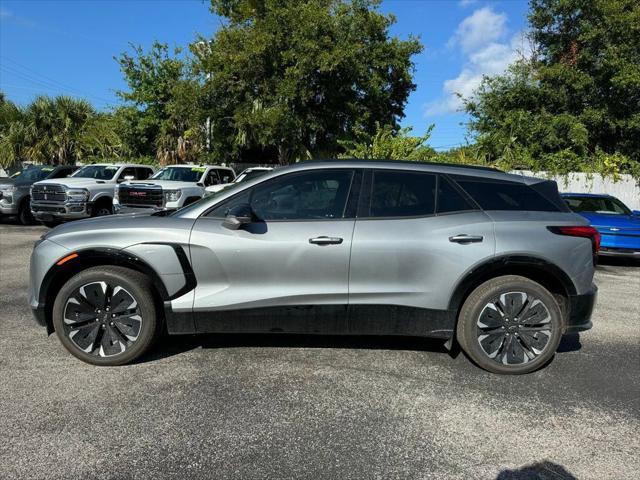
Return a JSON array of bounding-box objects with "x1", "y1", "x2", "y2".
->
[
  {"x1": 139, "y1": 333, "x2": 450, "y2": 364},
  {"x1": 557, "y1": 333, "x2": 582, "y2": 353},
  {"x1": 597, "y1": 256, "x2": 640, "y2": 268},
  {"x1": 496, "y1": 460, "x2": 576, "y2": 479}
]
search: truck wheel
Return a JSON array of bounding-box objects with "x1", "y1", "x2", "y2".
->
[
  {"x1": 456, "y1": 275, "x2": 563, "y2": 375},
  {"x1": 52, "y1": 266, "x2": 160, "y2": 366},
  {"x1": 92, "y1": 199, "x2": 113, "y2": 217},
  {"x1": 18, "y1": 198, "x2": 35, "y2": 225}
]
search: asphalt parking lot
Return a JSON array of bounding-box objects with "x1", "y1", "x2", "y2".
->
[{"x1": 0, "y1": 223, "x2": 638, "y2": 480}]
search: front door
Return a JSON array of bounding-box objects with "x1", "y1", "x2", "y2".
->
[{"x1": 189, "y1": 168, "x2": 359, "y2": 333}]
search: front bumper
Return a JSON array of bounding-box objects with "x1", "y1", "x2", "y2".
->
[
  {"x1": 31, "y1": 201, "x2": 92, "y2": 221},
  {"x1": 114, "y1": 203, "x2": 162, "y2": 215},
  {"x1": 598, "y1": 247, "x2": 640, "y2": 258},
  {"x1": 0, "y1": 201, "x2": 18, "y2": 215},
  {"x1": 565, "y1": 284, "x2": 597, "y2": 333}
]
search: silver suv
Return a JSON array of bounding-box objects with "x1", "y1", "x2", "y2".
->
[{"x1": 28, "y1": 160, "x2": 598, "y2": 374}]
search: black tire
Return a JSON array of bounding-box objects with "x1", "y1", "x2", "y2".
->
[
  {"x1": 18, "y1": 198, "x2": 35, "y2": 225},
  {"x1": 52, "y1": 266, "x2": 160, "y2": 366},
  {"x1": 91, "y1": 199, "x2": 113, "y2": 217},
  {"x1": 456, "y1": 275, "x2": 563, "y2": 375}
]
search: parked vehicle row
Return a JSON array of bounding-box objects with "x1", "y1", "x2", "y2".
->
[
  {"x1": 1, "y1": 163, "x2": 272, "y2": 226},
  {"x1": 29, "y1": 160, "x2": 599, "y2": 374}
]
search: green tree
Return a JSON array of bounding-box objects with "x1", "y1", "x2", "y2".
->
[
  {"x1": 339, "y1": 123, "x2": 435, "y2": 161},
  {"x1": 0, "y1": 95, "x2": 125, "y2": 169},
  {"x1": 115, "y1": 42, "x2": 204, "y2": 165},
  {"x1": 465, "y1": 0, "x2": 640, "y2": 175},
  {"x1": 198, "y1": 0, "x2": 422, "y2": 164}
]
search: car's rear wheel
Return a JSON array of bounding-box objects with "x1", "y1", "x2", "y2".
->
[
  {"x1": 456, "y1": 275, "x2": 563, "y2": 374},
  {"x1": 52, "y1": 266, "x2": 159, "y2": 366}
]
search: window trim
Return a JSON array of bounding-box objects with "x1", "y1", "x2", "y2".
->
[{"x1": 202, "y1": 168, "x2": 360, "y2": 222}]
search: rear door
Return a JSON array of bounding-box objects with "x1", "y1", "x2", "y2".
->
[
  {"x1": 189, "y1": 168, "x2": 360, "y2": 332},
  {"x1": 349, "y1": 170, "x2": 496, "y2": 315}
]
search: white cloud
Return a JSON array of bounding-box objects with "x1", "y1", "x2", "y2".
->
[
  {"x1": 459, "y1": 0, "x2": 479, "y2": 7},
  {"x1": 425, "y1": 8, "x2": 526, "y2": 116},
  {"x1": 449, "y1": 7, "x2": 507, "y2": 53}
]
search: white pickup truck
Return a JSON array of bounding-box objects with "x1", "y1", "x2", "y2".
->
[
  {"x1": 31, "y1": 163, "x2": 155, "y2": 226},
  {"x1": 114, "y1": 164, "x2": 236, "y2": 214}
]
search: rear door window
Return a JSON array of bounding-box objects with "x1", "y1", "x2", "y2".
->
[
  {"x1": 436, "y1": 176, "x2": 475, "y2": 214},
  {"x1": 368, "y1": 170, "x2": 436, "y2": 217},
  {"x1": 452, "y1": 176, "x2": 560, "y2": 212}
]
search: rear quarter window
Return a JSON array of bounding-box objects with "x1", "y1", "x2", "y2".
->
[{"x1": 452, "y1": 176, "x2": 561, "y2": 212}]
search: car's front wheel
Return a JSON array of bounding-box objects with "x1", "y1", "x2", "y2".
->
[
  {"x1": 456, "y1": 275, "x2": 563, "y2": 374},
  {"x1": 52, "y1": 266, "x2": 160, "y2": 366}
]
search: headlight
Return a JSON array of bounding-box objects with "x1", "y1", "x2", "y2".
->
[
  {"x1": 0, "y1": 185, "x2": 17, "y2": 197},
  {"x1": 164, "y1": 189, "x2": 182, "y2": 203},
  {"x1": 67, "y1": 188, "x2": 89, "y2": 202}
]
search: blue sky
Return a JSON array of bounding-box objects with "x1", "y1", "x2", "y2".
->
[{"x1": 0, "y1": 0, "x2": 529, "y2": 150}]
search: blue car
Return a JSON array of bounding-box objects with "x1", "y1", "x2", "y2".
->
[{"x1": 562, "y1": 193, "x2": 640, "y2": 258}]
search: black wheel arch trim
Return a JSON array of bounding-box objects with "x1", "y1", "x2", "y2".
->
[
  {"x1": 447, "y1": 255, "x2": 578, "y2": 315},
  {"x1": 36, "y1": 243, "x2": 196, "y2": 334}
]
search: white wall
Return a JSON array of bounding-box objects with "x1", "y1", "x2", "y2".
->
[{"x1": 510, "y1": 171, "x2": 640, "y2": 210}]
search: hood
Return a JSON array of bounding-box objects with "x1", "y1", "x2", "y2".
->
[
  {"x1": 42, "y1": 212, "x2": 196, "y2": 251},
  {"x1": 124, "y1": 180, "x2": 201, "y2": 190},
  {"x1": 205, "y1": 182, "x2": 232, "y2": 193},
  {"x1": 578, "y1": 211, "x2": 640, "y2": 229},
  {"x1": 0, "y1": 178, "x2": 16, "y2": 188},
  {"x1": 35, "y1": 177, "x2": 112, "y2": 188},
  {"x1": 578, "y1": 212, "x2": 640, "y2": 238}
]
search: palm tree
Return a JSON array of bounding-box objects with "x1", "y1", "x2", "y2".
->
[{"x1": 0, "y1": 95, "x2": 127, "y2": 169}]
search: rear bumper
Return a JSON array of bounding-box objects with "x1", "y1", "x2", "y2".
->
[{"x1": 565, "y1": 284, "x2": 597, "y2": 333}]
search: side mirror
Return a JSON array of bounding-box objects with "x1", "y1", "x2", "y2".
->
[{"x1": 222, "y1": 203, "x2": 254, "y2": 230}]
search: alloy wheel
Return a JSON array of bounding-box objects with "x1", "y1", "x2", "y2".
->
[
  {"x1": 63, "y1": 281, "x2": 143, "y2": 357},
  {"x1": 476, "y1": 291, "x2": 552, "y2": 365}
]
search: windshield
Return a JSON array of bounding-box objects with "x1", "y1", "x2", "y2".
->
[
  {"x1": 151, "y1": 167, "x2": 204, "y2": 182},
  {"x1": 564, "y1": 196, "x2": 632, "y2": 215},
  {"x1": 12, "y1": 166, "x2": 55, "y2": 182},
  {"x1": 236, "y1": 169, "x2": 270, "y2": 183},
  {"x1": 73, "y1": 165, "x2": 119, "y2": 180}
]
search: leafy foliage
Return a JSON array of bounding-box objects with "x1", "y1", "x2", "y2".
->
[
  {"x1": 465, "y1": 0, "x2": 640, "y2": 178},
  {"x1": 199, "y1": 0, "x2": 422, "y2": 164},
  {"x1": 0, "y1": 95, "x2": 125, "y2": 169},
  {"x1": 115, "y1": 42, "x2": 204, "y2": 165},
  {"x1": 339, "y1": 123, "x2": 435, "y2": 161}
]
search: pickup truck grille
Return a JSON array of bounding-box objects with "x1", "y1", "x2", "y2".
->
[
  {"x1": 119, "y1": 185, "x2": 164, "y2": 207},
  {"x1": 32, "y1": 184, "x2": 67, "y2": 203}
]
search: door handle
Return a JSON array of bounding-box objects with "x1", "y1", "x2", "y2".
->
[
  {"x1": 309, "y1": 236, "x2": 343, "y2": 245},
  {"x1": 449, "y1": 234, "x2": 484, "y2": 244}
]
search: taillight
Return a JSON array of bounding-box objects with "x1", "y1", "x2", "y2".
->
[{"x1": 547, "y1": 225, "x2": 601, "y2": 256}]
